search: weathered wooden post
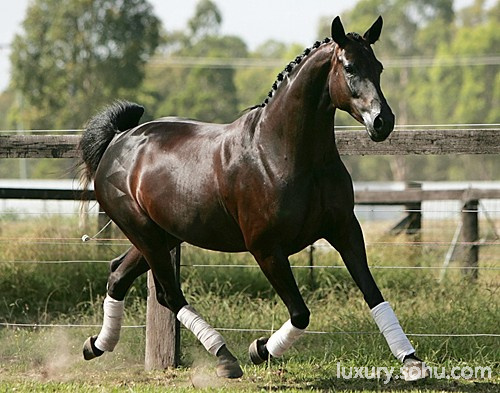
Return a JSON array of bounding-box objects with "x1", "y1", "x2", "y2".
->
[
  {"x1": 390, "y1": 181, "x2": 422, "y2": 237},
  {"x1": 404, "y1": 181, "x2": 422, "y2": 237},
  {"x1": 461, "y1": 199, "x2": 479, "y2": 280},
  {"x1": 389, "y1": 182, "x2": 422, "y2": 262},
  {"x1": 145, "y1": 246, "x2": 181, "y2": 370}
]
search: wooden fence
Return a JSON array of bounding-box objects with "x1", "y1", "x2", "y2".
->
[
  {"x1": 1, "y1": 129, "x2": 500, "y2": 158},
  {"x1": 0, "y1": 128, "x2": 499, "y2": 370}
]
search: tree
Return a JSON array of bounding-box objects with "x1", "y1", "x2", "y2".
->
[
  {"x1": 151, "y1": 0, "x2": 247, "y2": 123},
  {"x1": 430, "y1": 0, "x2": 499, "y2": 125},
  {"x1": 235, "y1": 40, "x2": 289, "y2": 110},
  {"x1": 188, "y1": 0, "x2": 222, "y2": 41},
  {"x1": 9, "y1": 0, "x2": 160, "y2": 129}
]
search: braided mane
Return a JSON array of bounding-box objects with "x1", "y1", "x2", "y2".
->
[{"x1": 251, "y1": 37, "x2": 333, "y2": 109}]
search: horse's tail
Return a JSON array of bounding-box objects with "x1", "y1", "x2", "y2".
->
[{"x1": 79, "y1": 100, "x2": 144, "y2": 188}]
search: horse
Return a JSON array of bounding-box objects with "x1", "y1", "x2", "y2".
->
[{"x1": 80, "y1": 16, "x2": 428, "y2": 381}]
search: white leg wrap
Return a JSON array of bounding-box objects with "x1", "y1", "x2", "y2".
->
[
  {"x1": 94, "y1": 295, "x2": 124, "y2": 352},
  {"x1": 371, "y1": 301, "x2": 415, "y2": 362},
  {"x1": 177, "y1": 305, "x2": 225, "y2": 356},
  {"x1": 266, "y1": 319, "x2": 305, "y2": 358}
]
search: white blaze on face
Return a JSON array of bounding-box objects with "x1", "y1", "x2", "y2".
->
[
  {"x1": 340, "y1": 53, "x2": 383, "y2": 136},
  {"x1": 358, "y1": 80, "x2": 381, "y2": 128}
]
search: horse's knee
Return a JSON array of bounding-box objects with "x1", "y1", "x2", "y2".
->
[
  {"x1": 291, "y1": 307, "x2": 310, "y2": 330},
  {"x1": 155, "y1": 288, "x2": 170, "y2": 308},
  {"x1": 107, "y1": 271, "x2": 127, "y2": 300},
  {"x1": 155, "y1": 287, "x2": 187, "y2": 313},
  {"x1": 110, "y1": 256, "x2": 123, "y2": 273},
  {"x1": 109, "y1": 249, "x2": 131, "y2": 273}
]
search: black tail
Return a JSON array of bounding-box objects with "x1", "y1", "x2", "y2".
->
[{"x1": 79, "y1": 100, "x2": 144, "y2": 187}]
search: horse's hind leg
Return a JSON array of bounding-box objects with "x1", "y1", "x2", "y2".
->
[
  {"x1": 327, "y1": 215, "x2": 428, "y2": 380},
  {"x1": 248, "y1": 249, "x2": 310, "y2": 365},
  {"x1": 111, "y1": 214, "x2": 242, "y2": 378},
  {"x1": 148, "y1": 242, "x2": 243, "y2": 377},
  {"x1": 83, "y1": 246, "x2": 149, "y2": 360}
]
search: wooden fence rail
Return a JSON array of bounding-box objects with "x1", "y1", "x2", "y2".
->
[{"x1": 1, "y1": 129, "x2": 499, "y2": 158}]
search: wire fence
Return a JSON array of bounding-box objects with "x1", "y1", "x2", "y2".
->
[
  {"x1": 0, "y1": 189, "x2": 499, "y2": 341},
  {"x1": 0, "y1": 123, "x2": 499, "y2": 134},
  {"x1": 1, "y1": 202, "x2": 499, "y2": 263},
  {"x1": 0, "y1": 321, "x2": 498, "y2": 339}
]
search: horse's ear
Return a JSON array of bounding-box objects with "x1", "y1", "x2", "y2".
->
[
  {"x1": 331, "y1": 16, "x2": 347, "y2": 47},
  {"x1": 363, "y1": 16, "x2": 383, "y2": 45}
]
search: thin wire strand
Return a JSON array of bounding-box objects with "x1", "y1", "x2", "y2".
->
[
  {"x1": 1, "y1": 124, "x2": 499, "y2": 134},
  {"x1": 336, "y1": 124, "x2": 500, "y2": 130},
  {"x1": 0, "y1": 322, "x2": 144, "y2": 328},
  {"x1": 185, "y1": 264, "x2": 499, "y2": 271},
  {"x1": 0, "y1": 260, "x2": 110, "y2": 264},
  {"x1": 0, "y1": 322, "x2": 497, "y2": 338}
]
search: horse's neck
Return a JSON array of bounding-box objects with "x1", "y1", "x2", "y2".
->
[{"x1": 255, "y1": 45, "x2": 337, "y2": 169}]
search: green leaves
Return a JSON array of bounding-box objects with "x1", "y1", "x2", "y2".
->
[{"x1": 10, "y1": 0, "x2": 160, "y2": 129}]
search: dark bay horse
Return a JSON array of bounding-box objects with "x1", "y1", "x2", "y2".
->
[{"x1": 80, "y1": 16, "x2": 428, "y2": 380}]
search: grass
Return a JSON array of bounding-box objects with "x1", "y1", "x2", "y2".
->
[{"x1": 0, "y1": 215, "x2": 498, "y2": 391}]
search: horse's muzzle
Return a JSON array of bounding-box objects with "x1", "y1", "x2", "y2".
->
[{"x1": 367, "y1": 110, "x2": 395, "y2": 142}]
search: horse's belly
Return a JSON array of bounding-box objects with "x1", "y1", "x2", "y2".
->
[
  {"x1": 147, "y1": 197, "x2": 248, "y2": 253},
  {"x1": 182, "y1": 233, "x2": 247, "y2": 253}
]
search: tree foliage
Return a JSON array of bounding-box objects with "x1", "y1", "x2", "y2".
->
[
  {"x1": 430, "y1": 2, "x2": 499, "y2": 124},
  {"x1": 146, "y1": 0, "x2": 247, "y2": 123},
  {"x1": 2, "y1": 0, "x2": 498, "y2": 181},
  {"x1": 10, "y1": 0, "x2": 160, "y2": 129}
]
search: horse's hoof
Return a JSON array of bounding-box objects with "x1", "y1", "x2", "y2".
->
[
  {"x1": 402, "y1": 355, "x2": 429, "y2": 381},
  {"x1": 83, "y1": 335, "x2": 104, "y2": 360},
  {"x1": 249, "y1": 337, "x2": 269, "y2": 365},
  {"x1": 216, "y1": 358, "x2": 244, "y2": 378},
  {"x1": 215, "y1": 345, "x2": 243, "y2": 378}
]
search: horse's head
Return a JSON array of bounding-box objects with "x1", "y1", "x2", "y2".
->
[{"x1": 329, "y1": 16, "x2": 395, "y2": 142}]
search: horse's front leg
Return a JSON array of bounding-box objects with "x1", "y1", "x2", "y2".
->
[
  {"x1": 326, "y1": 215, "x2": 428, "y2": 381},
  {"x1": 248, "y1": 249, "x2": 310, "y2": 365}
]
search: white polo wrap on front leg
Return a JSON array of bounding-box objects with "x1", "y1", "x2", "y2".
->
[
  {"x1": 177, "y1": 305, "x2": 225, "y2": 356},
  {"x1": 371, "y1": 301, "x2": 415, "y2": 362},
  {"x1": 266, "y1": 319, "x2": 305, "y2": 358},
  {"x1": 94, "y1": 294, "x2": 125, "y2": 352}
]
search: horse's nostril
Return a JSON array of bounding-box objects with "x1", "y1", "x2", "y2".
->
[{"x1": 374, "y1": 116, "x2": 384, "y2": 131}]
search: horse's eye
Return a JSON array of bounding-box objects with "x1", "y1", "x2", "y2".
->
[{"x1": 344, "y1": 64, "x2": 355, "y2": 74}]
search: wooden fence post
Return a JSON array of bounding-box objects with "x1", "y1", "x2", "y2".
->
[
  {"x1": 390, "y1": 182, "x2": 422, "y2": 236},
  {"x1": 404, "y1": 181, "x2": 422, "y2": 237},
  {"x1": 461, "y1": 199, "x2": 479, "y2": 280},
  {"x1": 145, "y1": 246, "x2": 181, "y2": 370},
  {"x1": 388, "y1": 182, "x2": 422, "y2": 262}
]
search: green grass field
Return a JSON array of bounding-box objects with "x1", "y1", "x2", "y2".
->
[{"x1": 0, "y1": 215, "x2": 498, "y2": 392}]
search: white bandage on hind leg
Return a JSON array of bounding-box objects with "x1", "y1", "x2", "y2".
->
[
  {"x1": 177, "y1": 305, "x2": 225, "y2": 356},
  {"x1": 94, "y1": 295, "x2": 125, "y2": 352},
  {"x1": 266, "y1": 319, "x2": 305, "y2": 358},
  {"x1": 371, "y1": 301, "x2": 415, "y2": 362}
]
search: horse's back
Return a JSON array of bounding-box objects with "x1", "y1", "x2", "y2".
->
[{"x1": 95, "y1": 116, "x2": 248, "y2": 252}]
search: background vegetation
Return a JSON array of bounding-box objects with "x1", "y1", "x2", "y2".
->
[{"x1": 0, "y1": 0, "x2": 499, "y2": 181}]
